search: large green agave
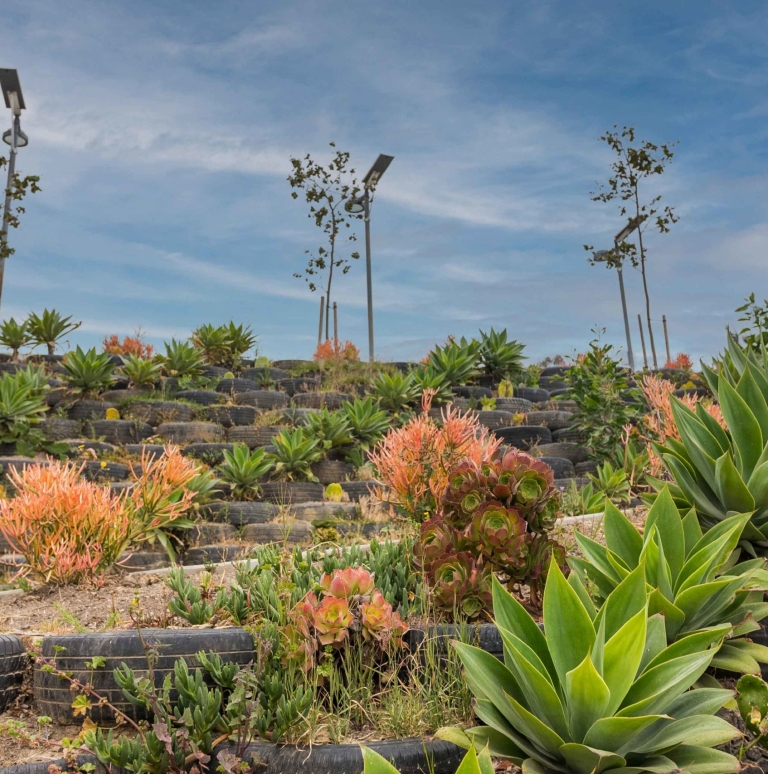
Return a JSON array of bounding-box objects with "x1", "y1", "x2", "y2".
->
[
  {"x1": 451, "y1": 565, "x2": 740, "y2": 774},
  {"x1": 568, "y1": 487, "x2": 768, "y2": 673},
  {"x1": 655, "y1": 336, "x2": 768, "y2": 555}
]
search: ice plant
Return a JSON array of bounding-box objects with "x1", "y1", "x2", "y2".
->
[{"x1": 370, "y1": 391, "x2": 500, "y2": 519}]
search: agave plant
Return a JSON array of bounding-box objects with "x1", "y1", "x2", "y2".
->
[
  {"x1": 303, "y1": 407, "x2": 353, "y2": 451},
  {"x1": 26, "y1": 309, "x2": 81, "y2": 355},
  {"x1": 0, "y1": 370, "x2": 48, "y2": 440},
  {"x1": 570, "y1": 487, "x2": 768, "y2": 673},
  {"x1": 411, "y1": 364, "x2": 453, "y2": 404},
  {"x1": 191, "y1": 323, "x2": 230, "y2": 365},
  {"x1": 217, "y1": 444, "x2": 273, "y2": 499},
  {"x1": 372, "y1": 370, "x2": 420, "y2": 413},
  {"x1": 428, "y1": 337, "x2": 481, "y2": 386},
  {"x1": 268, "y1": 428, "x2": 323, "y2": 481},
  {"x1": 342, "y1": 397, "x2": 390, "y2": 449},
  {"x1": 452, "y1": 568, "x2": 740, "y2": 774},
  {"x1": 120, "y1": 355, "x2": 162, "y2": 389},
  {"x1": 589, "y1": 460, "x2": 630, "y2": 505},
  {"x1": 222, "y1": 321, "x2": 258, "y2": 361},
  {"x1": 61, "y1": 346, "x2": 115, "y2": 396},
  {"x1": 363, "y1": 742, "x2": 493, "y2": 774},
  {"x1": 479, "y1": 328, "x2": 525, "y2": 381},
  {"x1": 156, "y1": 339, "x2": 206, "y2": 378},
  {"x1": 0, "y1": 317, "x2": 32, "y2": 361}
]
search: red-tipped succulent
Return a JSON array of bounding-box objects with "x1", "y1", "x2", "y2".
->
[
  {"x1": 467, "y1": 501, "x2": 527, "y2": 567},
  {"x1": 361, "y1": 590, "x2": 408, "y2": 645},
  {"x1": 319, "y1": 566, "x2": 376, "y2": 598},
  {"x1": 313, "y1": 595, "x2": 353, "y2": 647}
]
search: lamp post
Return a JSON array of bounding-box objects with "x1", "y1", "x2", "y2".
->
[
  {"x1": 0, "y1": 69, "x2": 28, "y2": 313},
  {"x1": 345, "y1": 153, "x2": 394, "y2": 364}
]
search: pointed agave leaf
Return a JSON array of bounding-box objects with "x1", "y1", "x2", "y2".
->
[
  {"x1": 568, "y1": 572, "x2": 597, "y2": 620},
  {"x1": 569, "y1": 557, "x2": 617, "y2": 601},
  {"x1": 603, "y1": 607, "x2": 648, "y2": 715},
  {"x1": 473, "y1": 698, "x2": 553, "y2": 764},
  {"x1": 714, "y1": 452, "x2": 756, "y2": 514},
  {"x1": 504, "y1": 692, "x2": 567, "y2": 759},
  {"x1": 464, "y1": 727, "x2": 526, "y2": 764},
  {"x1": 717, "y1": 376, "x2": 763, "y2": 478},
  {"x1": 582, "y1": 715, "x2": 664, "y2": 754},
  {"x1": 676, "y1": 576, "x2": 751, "y2": 632},
  {"x1": 671, "y1": 398, "x2": 724, "y2": 462},
  {"x1": 453, "y1": 642, "x2": 526, "y2": 711},
  {"x1": 708, "y1": 643, "x2": 760, "y2": 675},
  {"x1": 655, "y1": 538, "x2": 675, "y2": 603},
  {"x1": 695, "y1": 402, "x2": 730, "y2": 456},
  {"x1": 724, "y1": 637, "x2": 768, "y2": 664},
  {"x1": 747, "y1": 460, "x2": 768, "y2": 511},
  {"x1": 644, "y1": 487, "x2": 686, "y2": 584},
  {"x1": 663, "y1": 454, "x2": 727, "y2": 521},
  {"x1": 574, "y1": 533, "x2": 627, "y2": 585},
  {"x1": 701, "y1": 361, "x2": 720, "y2": 394},
  {"x1": 522, "y1": 760, "x2": 552, "y2": 774},
  {"x1": 599, "y1": 564, "x2": 647, "y2": 642},
  {"x1": 565, "y1": 654, "x2": 610, "y2": 743},
  {"x1": 662, "y1": 687, "x2": 735, "y2": 719},
  {"x1": 681, "y1": 508, "x2": 704, "y2": 557},
  {"x1": 737, "y1": 367, "x2": 768, "y2": 442},
  {"x1": 361, "y1": 746, "x2": 400, "y2": 774},
  {"x1": 542, "y1": 563, "x2": 595, "y2": 686},
  {"x1": 647, "y1": 589, "x2": 685, "y2": 642},
  {"x1": 632, "y1": 715, "x2": 738, "y2": 754},
  {"x1": 643, "y1": 626, "x2": 731, "y2": 673},
  {"x1": 667, "y1": 745, "x2": 739, "y2": 774},
  {"x1": 559, "y1": 744, "x2": 626, "y2": 774},
  {"x1": 640, "y1": 614, "x2": 668, "y2": 673},
  {"x1": 603, "y1": 501, "x2": 643, "y2": 569}
]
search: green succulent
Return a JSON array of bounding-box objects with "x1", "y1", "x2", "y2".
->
[
  {"x1": 217, "y1": 443, "x2": 274, "y2": 499},
  {"x1": 589, "y1": 460, "x2": 630, "y2": 505},
  {"x1": 268, "y1": 427, "x2": 323, "y2": 481},
  {"x1": 303, "y1": 407, "x2": 353, "y2": 450},
  {"x1": 222, "y1": 321, "x2": 258, "y2": 361},
  {"x1": 191, "y1": 323, "x2": 230, "y2": 365},
  {"x1": 364, "y1": 742, "x2": 493, "y2": 774},
  {"x1": 341, "y1": 396, "x2": 390, "y2": 449},
  {"x1": 156, "y1": 338, "x2": 206, "y2": 377},
  {"x1": 410, "y1": 364, "x2": 453, "y2": 405},
  {"x1": 570, "y1": 487, "x2": 768, "y2": 672},
  {"x1": 0, "y1": 317, "x2": 32, "y2": 361},
  {"x1": 428, "y1": 337, "x2": 481, "y2": 386},
  {"x1": 61, "y1": 346, "x2": 115, "y2": 396},
  {"x1": 479, "y1": 327, "x2": 526, "y2": 381},
  {"x1": 119, "y1": 355, "x2": 162, "y2": 388},
  {"x1": 26, "y1": 309, "x2": 81, "y2": 355},
  {"x1": 453, "y1": 567, "x2": 740, "y2": 774},
  {"x1": 372, "y1": 370, "x2": 420, "y2": 412}
]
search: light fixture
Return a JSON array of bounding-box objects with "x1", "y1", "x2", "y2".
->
[
  {"x1": 344, "y1": 198, "x2": 365, "y2": 214},
  {"x1": 0, "y1": 69, "x2": 25, "y2": 115},
  {"x1": 362, "y1": 154, "x2": 394, "y2": 189},
  {"x1": 592, "y1": 250, "x2": 611, "y2": 262},
  {"x1": 614, "y1": 216, "x2": 644, "y2": 244},
  {"x1": 2, "y1": 126, "x2": 27, "y2": 148}
]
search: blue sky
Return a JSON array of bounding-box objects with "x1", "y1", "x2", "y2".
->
[{"x1": 0, "y1": 0, "x2": 766, "y2": 363}]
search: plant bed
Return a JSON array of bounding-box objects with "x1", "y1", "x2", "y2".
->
[
  {"x1": 340, "y1": 480, "x2": 378, "y2": 501},
  {"x1": 511, "y1": 386, "x2": 549, "y2": 402},
  {"x1": 122, "y1": 442, "x2": 167, "y2": 458},
  {"x1": 101, "y1": 389, "x2": 153, "y2": 403},
  {"x1": 278, "y1": 377, "x2": 321, "y2": 396},
  {"x1": 85, "y1": 419, "x2": 153, "y2": 445},
  {"x1": 494, "y1": 396, "x2": 532, "y2": 411},
  {"x1": 534, "y1": 441, "x2": 589, "y2": 463},
  {"x1": 271, "y1": 359, "x2": 316, "y2": 373},
  {"x1": 67, "y1": 399, "x2": 108, "y2": 420},
  {"x1": 292, "y1": 391, "x2": 353, "y2": 410},
  {"x1": 182, "y1": 544, "x2": 246, "y2": 565},
  {"x1": 494, "y1": 424, "x2": 552, "y2": 448},
  {"x1": 174, "y1": 389, "x2": 224, "y2": 405},
  {"x1": 187, "y1": 521, "x2": 238, "y2": 546},
  {"x1": 523, "y1": 409, "x2": 573, "y2": 430},
  {"x1": 261, "y1": 481, "x2": 324, "y2": 504},
  {"x1": 469, "y1": 409, "x2": 514, "y2": 429},
  {"x1": 39, "y1": 417, "x2": 82, "y2": 441},
  {"x1": 234, "y1": 390, "x2": 289, "y2": 409},
  {"x1": 282, "y1": 407, "x2": 318, "y2": 425},
  {"x1": 62, "y1": 439, "x2": 116, "y2": 456},
  {"x1": 181, "y1": 442, "x2": 235, "y2": 464},
  {"x1": 227, "y1": 425, "x2": 282, "y2": 447},
  {"x1": 156, "y1": 421, "x2": 225, "y2": 443},
  {"x1": 199, "y1": 500, "x2": 279, "y2": 525},
  {"x1": 312, "y1": 459, "x2": 355, "y2": 484},
  {"x1": 34, "y1": 628, "x2": 255, "y2": 724},
  {"x1": 290, "y1": 501, "x2": 358, "y2": 522},
  {"x1": 241, "y1": 521, "x2": 312, "y2": 543},
  {"x1": 240, "y1": 366, "x2": 289, "y2": 382},
  {"x1": 80, "y1": 460, "x2": 131, "y2": 482},
  {"x1": 122, "y1": 400, "x2": 194, "y2": 425},
  {"x1": 204, "y1": 404, "x2": 258, "y2": 427}
]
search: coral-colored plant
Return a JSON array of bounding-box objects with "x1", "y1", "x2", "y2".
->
[
  {"x1": 664, "y1": 352, "x2": 693, "y2": 370},
  {"x1": 319, "y1": 566, "x2": 375, "y2": 598},
  {"x1": 313, "y1": 338, "x2": 360, "y2": 363},
  {"x1": 370, "y1": 392, "x2": 501, "y2": 520},
  {"x1": 313, "y1": 596, "x2": 353, "y2": 647},
  {"x1": 0, "y1": 461, "x2": 133, "y2": 584},
  {"x1": 102, "y1": 333, "x2": 154, "y2": 359}
]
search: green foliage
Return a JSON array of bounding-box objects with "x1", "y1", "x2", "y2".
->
[
  {"x1": 156, "y1": 338, "x2": 206, "y2": 378},
  {"x1": 372, "y1": 370, "x2": 419, "y2": 413},
  {"x1": 560, "y1": 480, "x2": 606, "y2": 518},
  {"x1": 478, "y1": 328, "x2": 525, "y2": 381},
  {"x1": 26, "y1": 309, "x2": 81, "y2": 355},
  {"x1": 218, "y1": 444, "x2": 274, "y2": 500},
  {"x1": 191, "y1": 321, "x2": 257, "y2": 367},
  {"x1": 120, "y1": 355, "x2": 162, "y2": 388},
  {"x1": 410, "y1": 364, "x2": 453, "y2": 404},
  {"x1": 736, "y1": 674, "x2": 768, "y2": 751},
  {"x1": 268, "y1": 427, "x2": 323, "y2": 481},
  {"x1": 303, "y1": 407, "x2": 353, "y2": 451},
  {"x1": 564, "y1": 331, "x2": 641, "y2": 460},
  {"x1": 427, "y1": 337, "x2": 481, "y2": 386},
  {"x1": 363, "y1": 742, "x2": 493, "y2": 774},
  {"x1": 0, "y1": 317, "x2": 31, "y2": 361},
  {"x1": 736, "y1": 294, "x2": 768, "y2": 354},
  {"x1": 167, "y1": 567, "x2": 216, "y2": 625},
  {"x1": 342, "y1": 397, "x2": 390, "y2": 449},
  {"x1": 454, "y1": 567, "x2": 739, "y2": 774},
  {"x1": 589, "y1": 460, "x2": 630, "y2": 505},
  {"x1": 569, "y1": 487, "x2": 768, "y2": 673},
  {"x1": 61, "y1": 346, "x2": 115, "y2": 396},
  {"x1": 0, "y1": 153, "x2": 41, "y2": 262},
  {"x1": 222, "y1": 321, "x2": 258, "y2": 362}
]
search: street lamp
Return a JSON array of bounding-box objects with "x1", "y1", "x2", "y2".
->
[
  {"x1": 345, "y1": 153, "x2": 394, "y2": 363},
  {"x1": 0, "y1": 68, "x2": 27, "y2": 312},
  {"x1": 591, "y1": 217, "x2": 645, "y2": 371}
]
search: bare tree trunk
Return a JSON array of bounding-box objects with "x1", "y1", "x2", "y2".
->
[
  {"x1": 325, "y1": 214, "x2": 337, "y2": 342},
  {"x1": 634, "y1": 192, "x2": 658, "y2": 369}
]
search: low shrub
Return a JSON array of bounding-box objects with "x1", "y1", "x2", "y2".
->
[
  {"x1": 314, "y1": 338, "x2": 360, "y2": 362},
  {"x1": 102, "y1": 332, "x2": 154, "y2": 359}
]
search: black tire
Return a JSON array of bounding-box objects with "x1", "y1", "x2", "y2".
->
[
  {"x1": 494, "y1": 425, "x2": 552, "y2": 449},
  {"x1": 312, "y1": 460, "x2": 355, "y2": 484},
  {"x1": 234, "y1": 390, "x2": 289, "y2": 409},
  {"x1": 181, "y1": 443, "x2": 234, "y2": 464},
  {"x1": 494, "y1": 397, "x2": 533, "y2": 411},
  {"x1": 241, "y1": 522, "x2": 313, "y2": 544},
  {"x1": 471, "y1": 410, "x2": 514, "y2": 430},
  {"x1": 187, "y1": 522, "x2": 238, "y2": 546},
  {"x1": 183, "y1": 545, "x2": 245, "y2": 565},
  {"x1": 278, "y1": 377, "x2": 321, "y2": 397},
  {"x1": 552, "y1": 428, "x2": 587, "y2": 444},
  {"x1": 282, "y1": 407, "x2": 318, "y2": 426},
  {"x1": 200, "y1": 500, "x2": 279, "y2": 526},
  {"x1": 157, "y1": 421, "x2": 225, "y2": 443},
  {"x1": 34, "y1": 628, "x2": 255, "y2": 724},
  {"x1": 117, "y1": 550, "x2": 168, "y2": 571},
  {"x1": 341, "y1": 480, "x2": 378, "y2": 501},
  {"x1": 575, "y1": 460, "x2": 600, "y2": 475},
  {"x1": 201, "y1": 365, "x2": 230, "y2": 378},
  {"x1": 216, "y1": 378, "x2": 261, "y2": 395},
  {"x1": 674, "y1": 388, "x2": 710, "y2": 399},
  {"x1": 0, "y1": 755, "x2": 107, "y2": 774},
  {"x1": 0, "y1": 362, "x2": 22, "y2": 374},
  {"x1": 541, "y1": 366, "x2": 569, "y2": 377},
  {"x1": 63, "y1": 439, "x2": 116, "y2": 457},
  {"x1": 261, "y1": 481, "x2": 324, "y2": 504},
  {"x1": 406, "y1": 623, "x2": 502, "y2": 655},
  {"x1": 67, "y1": 400, "x2": 107, "y2": 421},
  {"x1": 226, "y1": 425, "x2": 281, "y2": 448},
  {"x1": 39, "y1": 418, "x2": 82, "y2": 441},
  {"x1": 240, "y1": 367, "x2": 288, "y2": 382},
  {"x1": 539, "y1": 399, "x2": 578, "y2": 412},
  {"x1": 539, "y1": 377, "x2": 567, "y2": 391},
  {"x1": 547, "y1": 388, "x2": 570, "y2": 398},
  {"x1": 204, "y1": 405, "x2": 258, "y2": 427},
  {"x1": 291, "y1": 502, "x2": 358, "y2": 522},
  {"x1": 175, "y1": 389, "x2": 224, "y2": 406},
  {"x1": 81, "y1": 460, "x2": 131, "y2": 482},
  {"x1": 45, "y1": 386, "x2": 67, "y2": 407},
  {"x1": 523, "y1": 410, "x2": 573, "y2": 431},
  {"x1": 222, "y1": 738, "x2": 463, "y2": 774},
  {"x1": 292, "y1": 392, "x2": 353, "y2": 410},
  {"x1": 0, "y1": 635, "x2": 26, "y2": 713},
  {"x1": 536, "y1": 456, "x2": 574, "y2": 479},
  {"x1": 123, "y1": 443, "x2": 167, "y2": 459},
  {"x1": 535, "y1": 442, "x2": 589, "y2": 464},
  {"x1": 86, "y1": 419, "x2": 153, "y2": 445},
  {"x1": 513, "y1": 387, "x2": 549, "y2": 403},
  {"x1": 101, "y1": 389, "x2": 153, "y2": 404},
  {"x1": 447, "y1": 397, "x2": 471, "y2": 410},
  {"x1": 123, "y1": 401, "x2": 194, "y2": 425},
  {"x1": 454, "y1": 385, "x2": 492, "y2": 400},
  {"x1": 271, "y1": 359, "x2": 317, "y2": 373}
]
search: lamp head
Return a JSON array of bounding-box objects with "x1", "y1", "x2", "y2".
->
[{"x1": 344, "y1": 197, "x2": 365, "y2": 214}]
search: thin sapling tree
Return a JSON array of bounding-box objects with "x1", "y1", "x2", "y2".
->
[{"x1": 584, "y1": 126, "x2": 679, "y2": 369}]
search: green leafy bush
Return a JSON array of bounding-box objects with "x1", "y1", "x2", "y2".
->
[
  {"x1": 428, "y1": 337, "x2": 481, "y2": 386},
  {"x1": 479, "y1": 328, "x2": 525, "y2": 381},
  {"x1": 61, "y1": 346, "x2": 115, "y2": 396},
  {"x1": 191, "y1": 321, "x2": 257, "y2": 366},
  {"x1": 268, "y1": 427, "x2": 323, "y2": 481},
  {"x1": 342, "y1": 397, "x2": 390, "y2": 450},
  {"x1": 26, "y1": 309, "x2": 81, "y2": 355},
  {"x1": 217, "y1": 443, "x2": 273, "y2": 499},
  {"x1": 0, "y1": 317, "x2": 31, "y2": 361},
  {"x1": 120, "y1": 355, "x2": 162, "y2": 388},
  {"x1": 156, "y1": 338, "x2": 206, "y2": 378},
  {"x1": 411, "y1": 364, "x2": 453, "y2": 404},
  {"x1": 304, "y1": 407, "x2": 353, "y2": 451},
  {"x1": 372, "y1": 370, "x2": 419, "y2": 412}
]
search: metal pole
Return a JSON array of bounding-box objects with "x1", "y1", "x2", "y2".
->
[
  {"x1": 363, "y1": 189, "x2": 374, "y2": 364},
  {"x1": 317, "y1": 296, "x2": 325, "y2": 347},
  {"x1": 637, "y1": 314, "x2": 648, "y2": 369},
  {"x1": 0, "y1": 116, "x2": 19, "y2": 314},
  {"x1": 663, "y1": 315, "x2": 671, "y2": 365},
  {"x1": 333, "y1": 302, "x2": 338, "y2": 344},
  {"x1": 616, "y1": 263, "x2": 634, "y2": 371}
]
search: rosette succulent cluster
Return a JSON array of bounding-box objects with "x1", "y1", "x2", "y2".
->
[
  {"x1": 285, "y1": 567, "x2": 407, "y2": 669},
  {"x1": 418, "y1": 449, "x2": 564, "y2": 616}
]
